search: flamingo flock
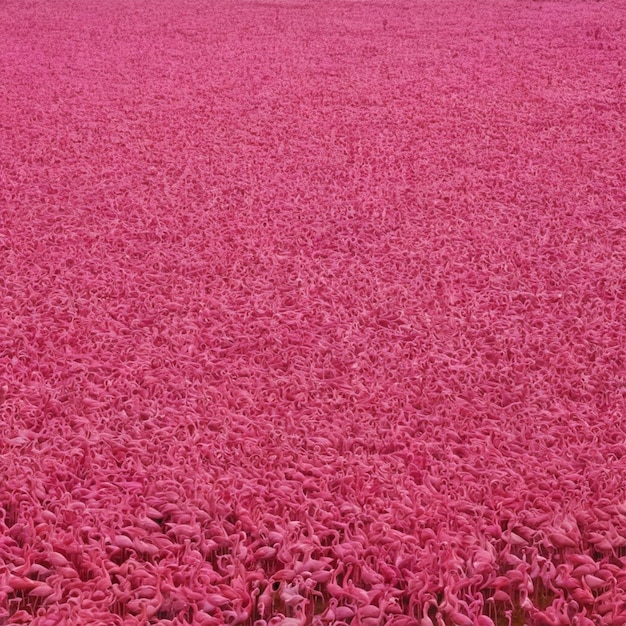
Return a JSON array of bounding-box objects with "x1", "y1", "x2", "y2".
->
[{"x1": 1, "y1": 0, "x2": 625, "y2": 624}]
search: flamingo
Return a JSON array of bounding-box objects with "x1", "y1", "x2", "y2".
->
[
  {"x1": 280, "y1": 582, "x2": 308, "y2": 614},
  {"x1": 256, "y1": 583, "x2": 274, "y2": 618}
]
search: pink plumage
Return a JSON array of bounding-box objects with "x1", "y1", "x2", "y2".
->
[{"x1": 1, "y1": 0, "x2": 625, "y2": 624}]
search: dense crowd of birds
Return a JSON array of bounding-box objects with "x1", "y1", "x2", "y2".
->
[{"x1": 1, "y1": 0, "x2": 625, "y2": 623}]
